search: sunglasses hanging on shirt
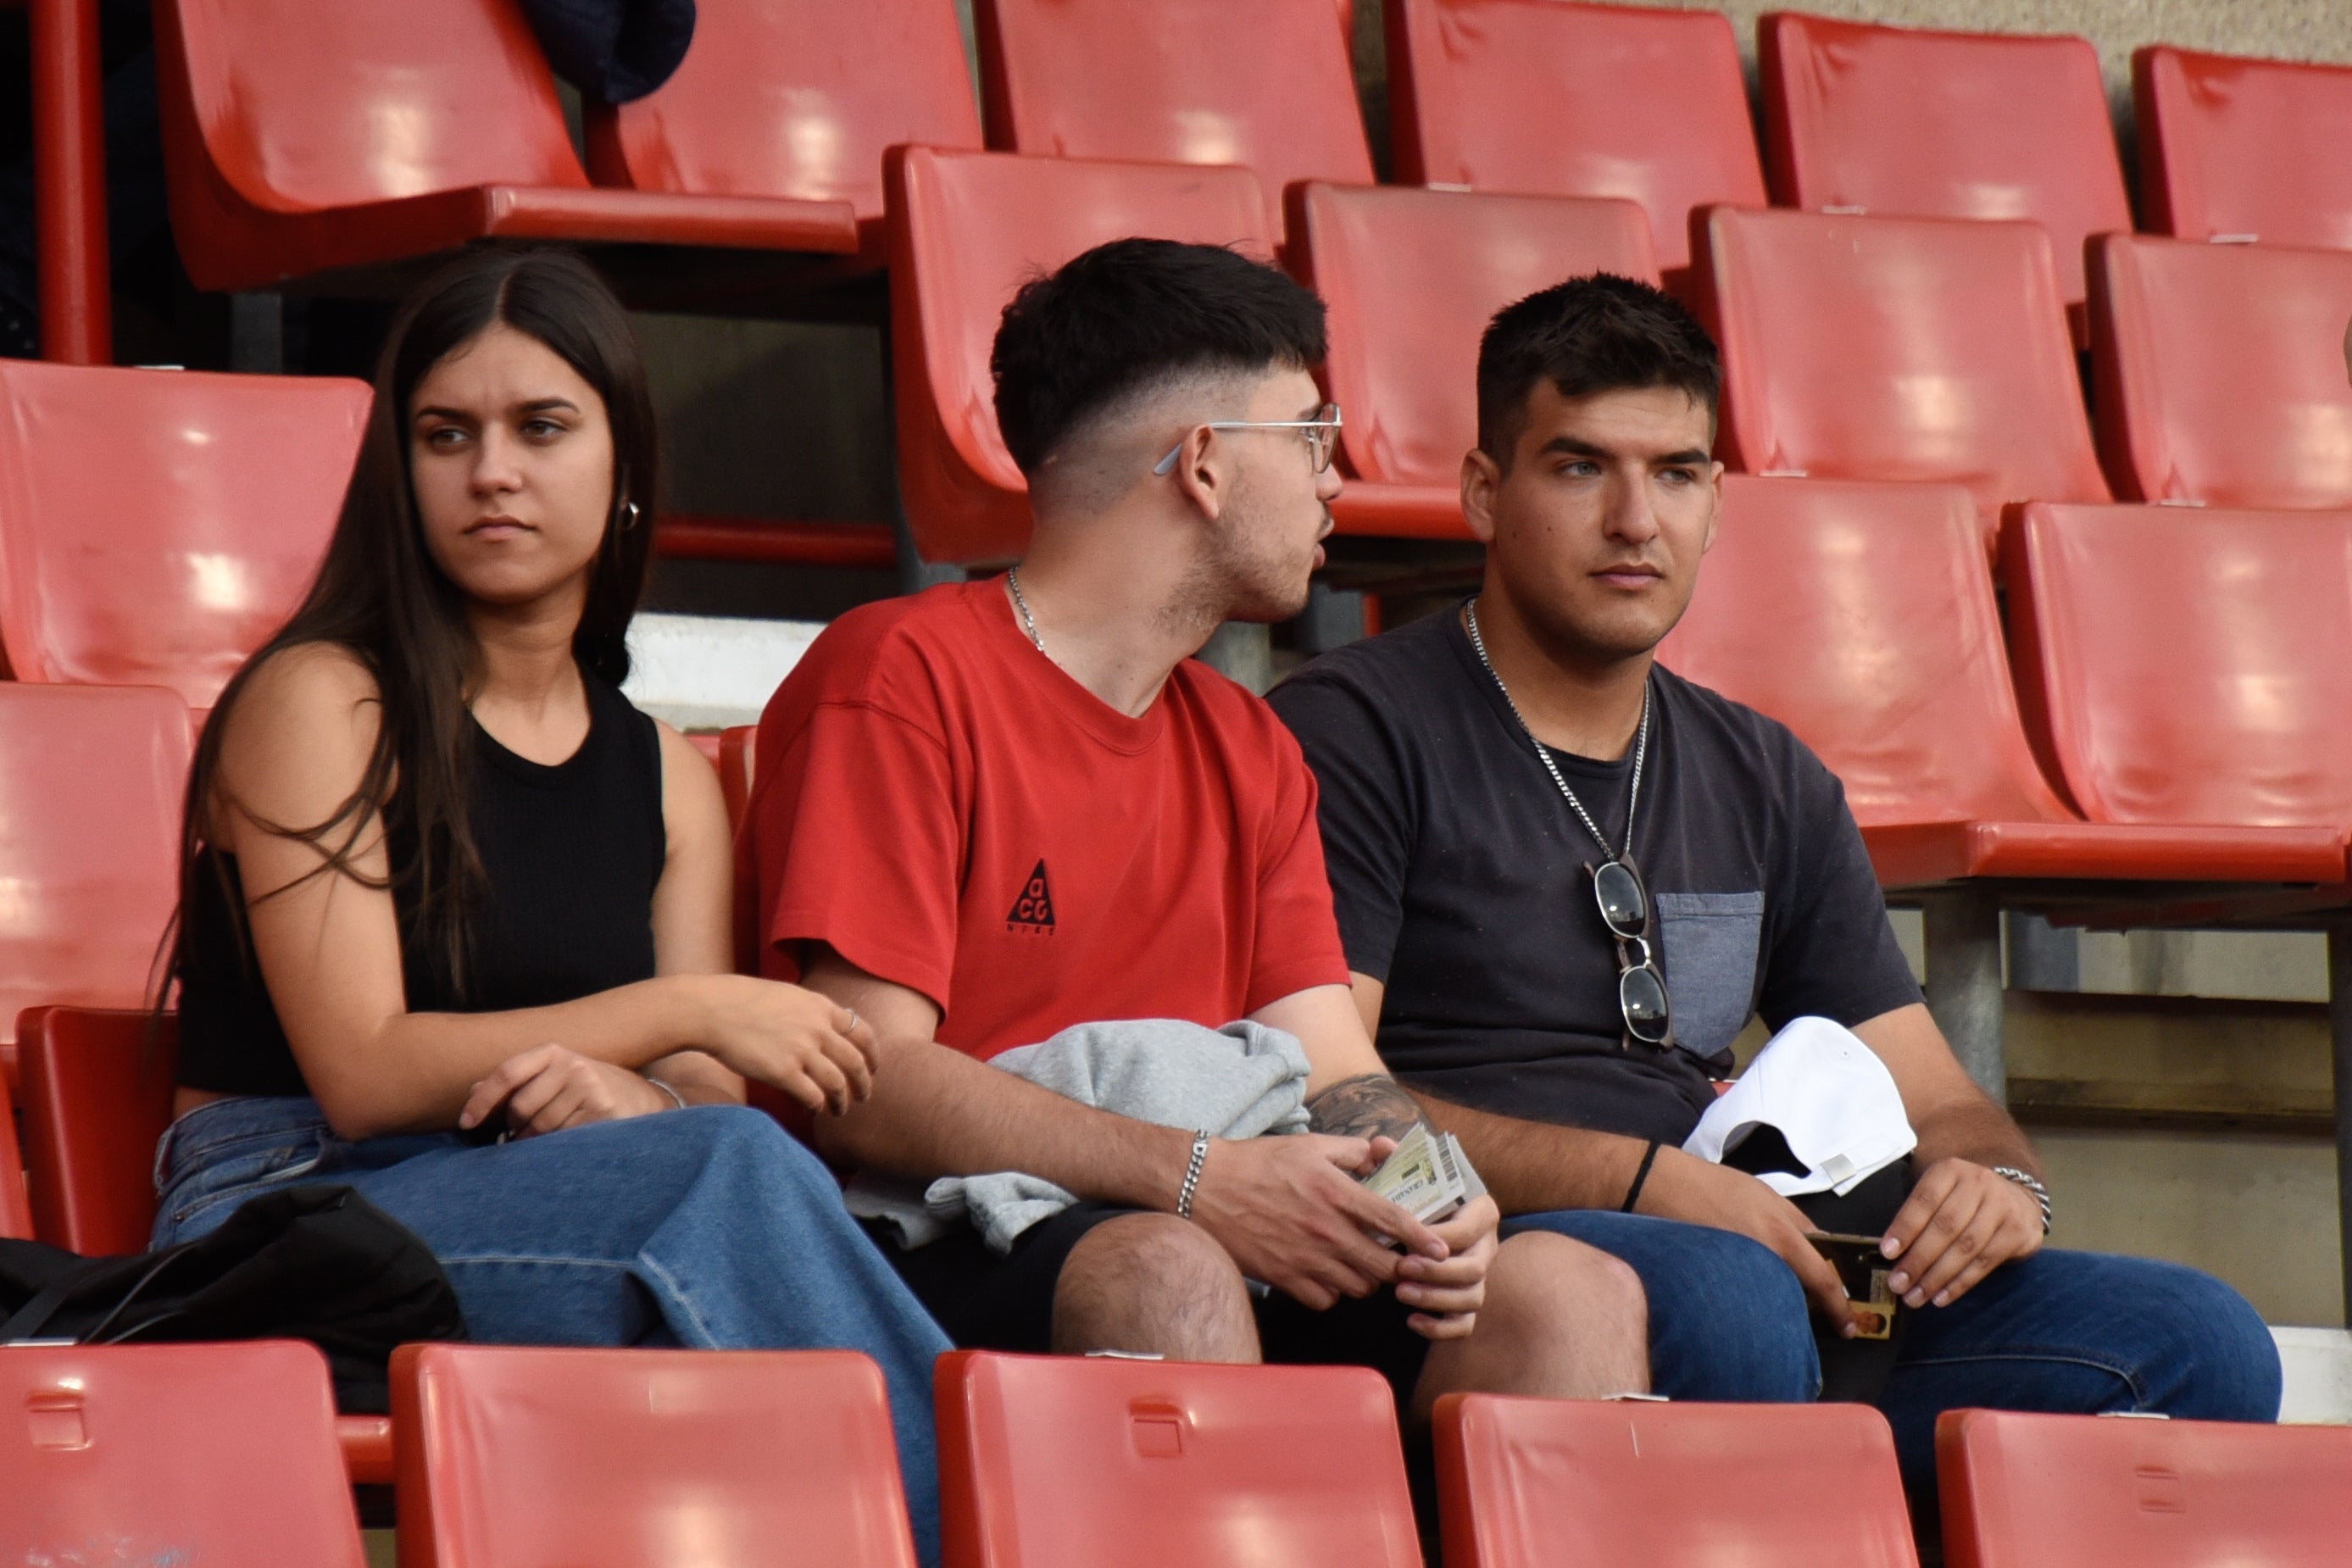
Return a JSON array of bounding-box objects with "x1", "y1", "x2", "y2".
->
[{"x1": 1465, "y1": 599, "x2": 1677, "y2": 1053}]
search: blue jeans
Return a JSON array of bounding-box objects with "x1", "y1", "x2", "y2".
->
[
  {"x1": 155, "y1": 1097, "x2": 952, "y2": 1567},
  {"x1": 1507, "y1": 1210, "x2": 2281, "y2": 1509}
]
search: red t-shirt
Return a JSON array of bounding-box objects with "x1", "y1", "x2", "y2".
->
[{"x1": 738, "y1": 580, "x2": 1351, "y2": 1062}]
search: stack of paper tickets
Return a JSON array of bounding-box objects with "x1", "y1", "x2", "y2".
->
[{"x1": 1360, "y1": 1124, "x2": 1487, "y2": 1225}]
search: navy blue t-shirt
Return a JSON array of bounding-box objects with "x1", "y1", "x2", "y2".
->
[{"x1": 1269, "y1": 603, "x2": 1923, "y2": 1146}]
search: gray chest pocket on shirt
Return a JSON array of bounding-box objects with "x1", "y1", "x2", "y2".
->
[{"x1": 1655, "y1": 891, "x2": 1765, "y2": 1059}]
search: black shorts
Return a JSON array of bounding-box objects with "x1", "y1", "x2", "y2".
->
[{"x1": 866, "y1": 1201, "x2": 1433, "y2": 1405}]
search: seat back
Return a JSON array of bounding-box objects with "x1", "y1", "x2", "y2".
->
[
  {"x1": 1437, "y1": 1393, "x2": 1918, "y2": 1568},
  {"x1": 886, "y1": 147, "x2": 1272, "y2": 565},
  {"x1": 1938, "y1": 1408, "x2": 2352, "y2": 1567},
  {"x1": 0, "y1": 362, "x2": 367, "y2": 708},
  {"x1": 937, "y1": 1350, "x2": 1421, "y2": 1568},
  {"x1": 0, "y1": 686, "x2": 189, "y2": 1062},
  {"x1": 1760, "y1": 14, "x2": 2131, "y2": 320},
  {"x1": 971, "y1": 0, "x2": 1371, "y2": 243},
  {"x1": 0, "y1": 1341, "x2": 364, "y2": 1567},
  {"x1": 2088, "y1": 234, "x2": 2352, "y2": 509},
  {"x1": 1659, "y1": 475, "x2": 2071, "y2": 831},
  {"x1": 394, "y1": 1343, "x2": 919, "y2": 1568},
  {"x1": 1293, "y1": 183, "x2": 1657, "y2": 489},
  {"x1": 1384, "y1": 0, "x2": 1765, "y2": 280},
  {"x1": 2136, "y1": 46, "x2": 2352, "y2": 251},
  {"x1": 1700, "y1": 208, "x2": 2110, "y2": 535},
  {"x1": 586, "y1": 0, "x2": 981, "y2": 231},
  {"x1": 156, "y1": 0, "x2": 587, "y2": 215},
  {"x1": 19, "y1": 1008, "x2": 180, "y2": 1255},
  {"x1": 2003, "y1": 501, "x2": 2352, "y2": 830}
]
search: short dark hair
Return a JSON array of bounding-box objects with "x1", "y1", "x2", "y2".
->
[
  {"x1": 1476, "y1": 273, "x2": 1721, "y2": 464},
  {"x1": 991, "y1": 237, "x2": 1326, "y2": 476}
]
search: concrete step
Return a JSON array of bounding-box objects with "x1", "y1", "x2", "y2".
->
[{"x1": 621, "y1": 612, "x2": 821, "y2": 732}]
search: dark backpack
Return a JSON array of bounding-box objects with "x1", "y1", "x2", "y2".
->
[{"x1": 0, "y1": 1184, "x2": 466, "y2": 1413}]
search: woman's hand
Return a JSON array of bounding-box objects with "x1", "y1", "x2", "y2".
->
[
  {"x1": 695, "y1": 974, "x2": 880, "y2": 1115},
  {"x1": 460, "y1": 1043, "x2": 674, "y2": 1138}
]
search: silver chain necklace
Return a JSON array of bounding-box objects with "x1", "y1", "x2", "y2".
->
[
  {"x1": 1464, "y1": 598, "x2": 1649, "y2": 861},
  {"x1": 1006, "y1": 567, "x2": 1047, "y2": 655}
]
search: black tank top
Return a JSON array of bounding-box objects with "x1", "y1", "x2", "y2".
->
[{"x1": 176, "y1": 672, "x2": 667, "y2": 1097}]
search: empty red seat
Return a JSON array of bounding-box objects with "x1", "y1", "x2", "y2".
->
[
  {"x1": 0, "y1": 1341, "x2": 365, "y2": 1567},
  {"x1": 1291, "y1": 182, "x2": 1658, "y2": 539},
  {"x1": 937, "y1": 1349, "x2": 1420, "y2": 1568},
  {"x1": 886, "y1": 147, "x2": 1272, "y2": 566},
  {"x1": 153, "y1": 0, "x2": 861, "y2": 296},
  {"x1": 2088, "y1": 234, "x2": 2352, "y2": 510},
  {"x1": 1938, "y1": 1408, "x2": 2352, "y2": 1567},
  {"x1": 971, "y1": 0, "x2": 1371, "y2": 247},
  {"x1": 2135, "y1": 46, "x2": 2352, "y2": 252},
  {"x1": 1655, "y1": 476, "x2": 2347, "y2": 887},
  {"x1": 0, "y1": 686, "x2": 188, "y2": 1080},
  {"x1": 1436, "y1": 1393, "x2": 1917, "y2": 1567},
  {"x1": 19, "y1": 1006, "x2": 178, "y2": 1256},
  {"x1": 1760, "y1": 13, "x2": 2132, "y2": 336},
  {"x1": 1384, "y1": 0, "x2": 1766, "y2": 284},
  {"x1": 0, "y1": 361, "x2": 367, "y2": 708},
  {"x1": 2004, "y1": 501, "x2": 2352, "y2": 854},
  {"x1": 584, "y1": 0, "x2": 981, "y2": 258},
  {"x1": 394, "y1": 1343, "x2": 919, "y2": 1568},
  {"x1": 1699, "y1": 209, "x2": 2110, "y2": 542}
]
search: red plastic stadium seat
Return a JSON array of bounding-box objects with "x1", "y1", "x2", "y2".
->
[
  {"x1": 0, "y1": 361, "x2": 367, "y2": 708},
  {"x1": 1384, "y1": 0, "x2": 1766, "y2": 284},
  {"x1": 152, "y1": 0, "x2": 860, "y2": 297},
  {"x1": 2135, "y1": 47, "x2": 2352, "y2": 252},
  {"x1": 1655, "y1": 476, "x2": 2347, "y2": 887},
  {"x1": 1291, "y1": 182, "x2": 1658, "y2": 540},
  {"x1": 1938, "y1": 1408, "x2": 2352, "y2": 1567},
  {"x1": 1699, "y1": 209, "x2": 2110, "y2": 543},
  {"x1": 886, "y1": 147, "x2": 1273, "y2": 566},
  {"x1": 971, "y1": 0, "x2": 1371, "y2": 247},
  {"x1": 1760, "y1": 13, "x2": 2132, "y2": 336},
  {"x1": 583, "y1": 0, "x2": 981, "y2": 257},
  {"x1": 393, "y1": 1343, "x2": 919, "y2": 1568},
  {"x1": 937, "y1": 1350, "x2": 1420, "y2": 1568},
  {"x1": 1436, "y1": 1393, "x2": 1917, "y2": 1568},
  {"x1": 0, "y1": 687, "x2": 188, "y2": 1076},
  {"x1": 19, "y1": 1007, "x2": 177, "y2": 1256},
  {"x1": 2088, "y1": 235, "x2": 2352, "y2": 510},
  {"x1": 2004, "y1": 503, "x2": 2352, "y2": 856},
  {"x1": 0, "y1": 1341, "x2": 366, "y2": 1568}
]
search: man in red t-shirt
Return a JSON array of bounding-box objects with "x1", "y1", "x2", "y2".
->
[{"x1": 742, "y1": 239, "x2": 1642, "y2": 1409}]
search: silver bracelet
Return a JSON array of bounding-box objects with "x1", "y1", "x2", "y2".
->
[
  {"x1": 1176, "y1": 1132, "x2": 1211, "y2": 1220},
  {"x1": 1991, "y1": 1165, "x2": 2052, "y2": 1235},
  {"x1": 644, "y1": 1076, "x2": 688, "y2": 1112}
]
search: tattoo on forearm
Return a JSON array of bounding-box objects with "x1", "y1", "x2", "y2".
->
[{"x1": 1307, "y1": 1073, "x2": 1425, "y2": 1143}]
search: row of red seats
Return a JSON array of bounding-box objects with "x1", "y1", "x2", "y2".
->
[
  {"x1": 145, "y1": 0, "x2": 2352, "y2": 313},
  {"x1": 15, "y1": 160, "x2": 2341, "y2": 623},
  {"x1": 8, "y1": 1336, "x2": 2349, "y2": 1566}
]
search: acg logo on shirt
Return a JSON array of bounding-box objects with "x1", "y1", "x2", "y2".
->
[{"x1": 1006, "y1": 859, "x2": 1056, "y2": 934}]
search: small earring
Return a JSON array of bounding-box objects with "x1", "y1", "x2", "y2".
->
[{"x1": 620, "y1": 500, "x2": 642, "y2": 531}]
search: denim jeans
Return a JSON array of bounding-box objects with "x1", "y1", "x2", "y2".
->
[
  {"x1": 1507, "y1": 1209, "x2": 2282, "y2": 1521},
  {"x1": 155, "y1": 1096, "x2": 952, "y2": 1567}
]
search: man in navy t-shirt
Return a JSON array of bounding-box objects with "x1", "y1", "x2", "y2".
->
[{"x1": 1271, "y1": 274, "x2": 2280, "y2": 1507}]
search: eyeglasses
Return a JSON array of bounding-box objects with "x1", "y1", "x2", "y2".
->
[
  {"x1": 1587, "y1": 855, "x2": 1675, "y2": 1050},
  {"x1": 1153, "y1": 402, "x2": 1343, "y2": 477}
]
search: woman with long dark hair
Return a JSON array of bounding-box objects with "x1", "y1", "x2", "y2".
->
[{"x1": 152, "y1": 248, "x2": 948, "y2": 1557}]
